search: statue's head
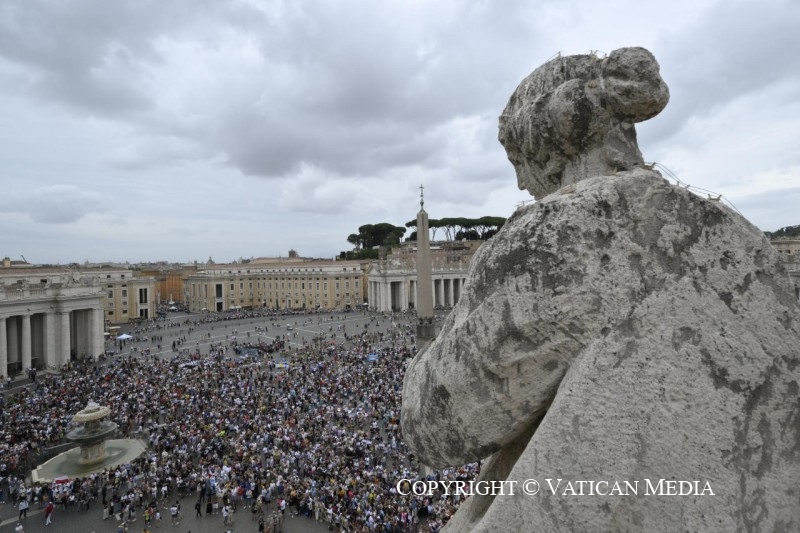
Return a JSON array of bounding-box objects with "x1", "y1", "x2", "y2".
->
[{"x1": 499, "y1": 47, "x2": 669, "y2": 199}]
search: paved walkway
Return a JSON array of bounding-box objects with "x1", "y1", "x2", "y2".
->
[
  {"x1": 114, "y1": 309, "x2": 410, "y2": 359},
  {"x1": 0, "y1": 499, "x2": 335, "y2": 532}
]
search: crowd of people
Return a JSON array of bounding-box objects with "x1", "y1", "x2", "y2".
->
[{"x1": 1, "y1": 310, "x2": 479, "y2": 532}]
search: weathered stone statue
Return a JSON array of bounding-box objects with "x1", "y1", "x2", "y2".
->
[{"x1": 401, "y1": 47, "x2": 800, "y2": 532}]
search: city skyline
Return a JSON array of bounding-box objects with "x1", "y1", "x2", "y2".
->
[{"x1": 1, "y1": 0, "x2": 798, "y2": 264}]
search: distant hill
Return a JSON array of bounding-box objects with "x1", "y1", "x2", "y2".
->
[{"x1": 765, "y1": 224, "x2": 800, "y2": 238}]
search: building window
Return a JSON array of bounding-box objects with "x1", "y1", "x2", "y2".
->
[
  {"x1": 139, "y1": 288, "x2": 148, "y2": 304},
  {"x1": 108, "y1": 291, "x2": 113, "y2": 298},
  {"x1": 121, "y1": 289, "x2": 127, "y2": 298},
  {"x1": 122, "y1": 310, "x2": 128, "y2": 315},
  {"x1": 335, "y1": 282, "x2": 340, "y2": 290},
  {"x1": 345, "y1": 281, "x2": 350, "y2": 290},
  {"x1": 230, "y1": 283, "x2": 234, "y2": 290},
  {"x1": 108, "y1": 301, "x2": 113, "y2": 307}
]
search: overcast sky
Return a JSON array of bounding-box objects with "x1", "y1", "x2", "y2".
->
[{"x1": 1, "y1": 0, "x2": 797, "y2": 264}]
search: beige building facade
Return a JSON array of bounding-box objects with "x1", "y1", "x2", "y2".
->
[
  {"x1": 95, "y1": 268, "x2": 157, "y2": 324},
  {"x1": 138, "y1": 266, "x2": 195, "y2": 304},
  {"x1": 185, "y1": 260, "x2": 367, "y2": 312}
]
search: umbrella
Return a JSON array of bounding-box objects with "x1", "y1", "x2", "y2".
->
[
  {"x1": 116, "y1": 333, "x2": 133, "y2": 340},
  {"x1": 367, "y1": 353, "x2": 379, "y2": 362}
]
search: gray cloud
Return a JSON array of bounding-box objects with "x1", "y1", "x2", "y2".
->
[
  {"x1": 0, "y1": 0, "x2": 536, "y2": 181},
  {"x1": 0, "y1": 185, "x2": 105, "y2": 224},
  {"x1": 642, "y1": 0, "x2": 800, "y2": 147},
  {"x1": 732, "y1": 186, "x2": 800, "y2": 233}
]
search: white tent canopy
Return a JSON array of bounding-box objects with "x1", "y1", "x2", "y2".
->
[{"x1": 116, "y1": 333, "x2": 133, "y2": 340}]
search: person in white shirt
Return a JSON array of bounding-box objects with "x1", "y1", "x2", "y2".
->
[
  {"x1": 18, "y1": 499, "x2": 28, "y2": 520},
  {"x1": 222, "y1": 504, "x2": 232, "y2": 525}
]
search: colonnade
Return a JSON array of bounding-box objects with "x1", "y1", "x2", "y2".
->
[
  {"x1": 368, "y1": 276, "x2": 467, "y2": 312},
  {"x1": 0, "y1": 307, "x2": 104, "y2": 378}
]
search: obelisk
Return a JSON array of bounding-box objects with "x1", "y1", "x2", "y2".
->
[{"x1": 416, "y1": 185, "x2": 435, "y2": 342}]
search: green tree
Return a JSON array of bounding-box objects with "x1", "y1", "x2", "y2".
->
[
  {"x1": 347, "y1": 233, "x2": 361, "y2": 250},
  {"x1": 340, "y1": 222, "x2": 406, "y2": 259}
]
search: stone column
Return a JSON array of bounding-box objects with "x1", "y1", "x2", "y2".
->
[
  {"x1": 7, "y1": 317, "x2": 18, "y2": 368},
  {"x1": 0, "y1": 317, "x2": 7, "y2": 379},
  {"x1": 21, "y1": 314, "x2": 31, "y2": 371},
  {"x1": 382, "y1": 281, "x2": 391, "y2": 312},
  {"x1": 436, "y1": 279, "x2": 445, "y2": 308},
  {"x1": 76, "y1": 310, "x2": 90, "y2": 358},
  {"x1": 401, "y1": 279, "x2": 408, "y2": 311},
  {"x1": 92, "y1": 307, "x2": 104, "y2": 360},
  {"x1": 446, "y1": 278, "x2": 454, "y2": 307},
  {"x1": 43, "y1": 312, "x2": 56, "y2": 368},
  {"x1": 60, "y1": 311, "x2": 71, "y2": 366}
]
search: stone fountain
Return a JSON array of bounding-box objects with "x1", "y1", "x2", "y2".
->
[
  {"x1": 66, "y1": 401, "x2": 119, "y2": 465},
  {"x1": 32, "y1": 401, "x2": 146, "y2": 484}
]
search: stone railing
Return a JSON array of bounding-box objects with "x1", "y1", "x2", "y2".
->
[
  {"x1": 0, "y1": 284, "x2": 103, "y2": 302},
  {"x1": 784, "y1": 259, "x2": 800, "y2": 273}
]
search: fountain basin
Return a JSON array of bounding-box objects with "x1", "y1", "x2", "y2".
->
[{"x1": 32, "y1": 438, "x2": 147, "y2": 483}]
